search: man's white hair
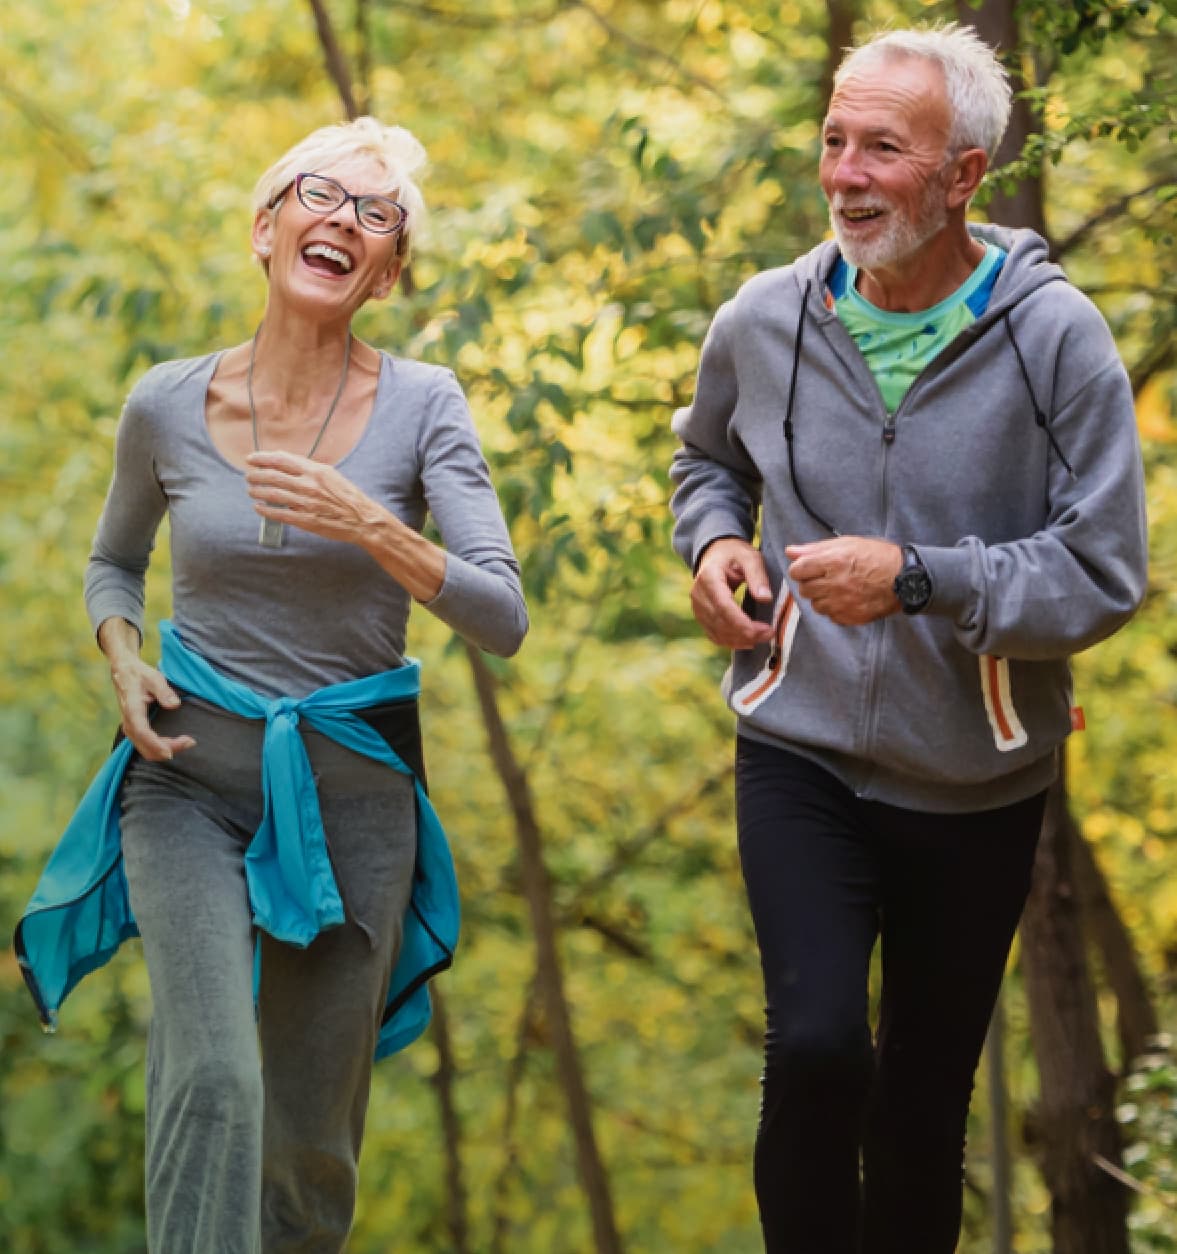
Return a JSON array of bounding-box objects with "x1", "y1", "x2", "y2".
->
[
  {"x1": 834, "y1": 24, "x2": 1012, "y2": 160},
  {"x1": 253, "y1": 116, "x2": 427, "y2": 258}
]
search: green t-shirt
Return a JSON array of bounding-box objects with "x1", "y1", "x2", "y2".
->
[{"x1": 829, "y1": 243, "x2": 1006, "y2": 413}]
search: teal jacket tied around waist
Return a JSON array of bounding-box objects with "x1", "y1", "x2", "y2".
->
[{"x1": 15, "y1": 620, "x2": 459, "y2": 1060}]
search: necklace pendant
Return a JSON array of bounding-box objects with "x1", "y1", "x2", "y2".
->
[{"x1": 258, "y1": 516, "x2": 285, "y2": 549}]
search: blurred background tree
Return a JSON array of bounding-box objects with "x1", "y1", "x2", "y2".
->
[{"x1": 1, "y1": 0, "x2": 1173, "y2": 1250}]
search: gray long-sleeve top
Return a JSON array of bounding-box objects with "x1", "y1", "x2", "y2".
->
[{"x1": 86, "y1": 351, "x2": 527, "y2": 698}]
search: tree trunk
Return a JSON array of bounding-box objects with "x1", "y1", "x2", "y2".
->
[
  {"x1": 1020, "y1": 773, "x2": 1129, "y2": 1253},
  {"x1": 956, "y1": 0, "x2": 1046, "y2": 234},
  {"x1": 305, "y1": 0, "x2": 360, "y2": 119},
  {"x1": 1069, "y1": 819, "x2": 1159, "y2": 1071},
  {"x1": 819, "y1": 0, "x2": 857, "y2": 108},
  {"x1": 986, "y1": 992, "x2": 1014, "y2": 1254},
  {"x1": 464, "y1": 643, "x2": 625, "y2": 1254},
  {"x1": 428, "y1": 983, "x2": 471, "y2": 1254},
  {"x1": 953, "y1": 5, "x2": 1133, "y2": 1248},
  {"x1": 304, "y1": 0, "x2": 415, "y2": 362},
  {"x1": 354, "y1": 0, "x2": 372, "y2": 116},
  {"x1": 490, "y1": 974, "x2": 541, "y2": 1254}
]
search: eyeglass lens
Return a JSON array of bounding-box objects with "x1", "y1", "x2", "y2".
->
[{"x1": 296, "y1": 174, "x2": 406, "y2": 234}]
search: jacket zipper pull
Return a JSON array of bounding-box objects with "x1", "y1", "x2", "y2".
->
[{"x1": 883, "y1": 414, "x2": 897, "y2": 444}]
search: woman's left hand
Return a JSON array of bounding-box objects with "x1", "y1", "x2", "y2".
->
[{"x1": 245, "y1": 450, "x2": 382, "y2": 545}]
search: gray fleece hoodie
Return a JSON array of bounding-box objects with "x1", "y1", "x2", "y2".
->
[{"x1": 670, "y1": 225, "x2": 1148, "y2": 812}]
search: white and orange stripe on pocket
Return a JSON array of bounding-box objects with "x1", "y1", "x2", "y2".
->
[
  {"x1": 731, "y1": 584, "x2": 801, "y2": 717},
  {"x1": 979, "y1": 654, "x2": 1028, "y2": 753}
]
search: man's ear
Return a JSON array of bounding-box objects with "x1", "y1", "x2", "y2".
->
[{"x1": 946, "y1": 147, "x2": 989, "y2": 211}]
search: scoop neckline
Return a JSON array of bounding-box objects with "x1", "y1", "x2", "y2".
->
[{"x1": 197, "y1": 347, "x2": 389, "y2": 476}]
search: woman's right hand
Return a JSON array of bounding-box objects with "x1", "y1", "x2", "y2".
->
[{"x1": 98, "y1": 618, "x2": 196, "y2": 762}]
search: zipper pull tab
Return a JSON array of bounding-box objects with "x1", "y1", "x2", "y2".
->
[{"x1": 883, "y1": 414, "x2": 897, "y2": 445}]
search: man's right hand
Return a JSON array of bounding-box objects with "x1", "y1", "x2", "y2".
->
[
  {"x1": 690, "y1": 537, "x2": 776, "y2": 650},
  {"x1": 98, "y1": 617, "x2": 196, "y2": 762}
]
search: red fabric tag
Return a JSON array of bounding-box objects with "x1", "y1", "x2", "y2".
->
[{"x1": 1070, "y1": 706, "x2": 1086, "y2": 732}]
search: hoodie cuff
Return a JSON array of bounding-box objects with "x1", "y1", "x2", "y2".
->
[
  {"x1": 688, "y1": 517, "x2": 754, "y2": 573},
  {"x1": 916, "y1": 543, "x2": 975, "y2": 619}
]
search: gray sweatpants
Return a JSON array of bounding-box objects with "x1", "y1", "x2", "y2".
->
[{"x1": 119, "y1": 699, "x2": 417, "y2": 1254}]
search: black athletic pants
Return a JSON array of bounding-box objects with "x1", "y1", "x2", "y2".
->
[{"x1": 735, "y1": 736, "x2": 1046, "y2": 1254}]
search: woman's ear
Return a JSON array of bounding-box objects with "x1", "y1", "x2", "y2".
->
[
  {"x1": 251, "y1": 207, "x2": 276, "y2": 267},
  {"x1": 370, "y1": 258, "x2": 404, "y2": 302}
]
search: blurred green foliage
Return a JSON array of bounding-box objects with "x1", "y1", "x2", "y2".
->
[
  {"x1": 1118, "y1": 1042, "x2": 1177, "y2": 1250},
  {"x1": 1, "y1": 0, "x2": 1174, "y2": 1250}
]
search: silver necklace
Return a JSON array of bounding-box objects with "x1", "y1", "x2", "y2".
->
[{"x1": 248, "y1": 323, "x2": 352, "y2": 548}]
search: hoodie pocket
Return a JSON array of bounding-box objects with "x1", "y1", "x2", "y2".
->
[
  {"x1": 980, "y1": 654, "x2": 1028, "y2": 753},
  {"x1": 730, "y1": 584, "x2": 801, "y2": 716}
]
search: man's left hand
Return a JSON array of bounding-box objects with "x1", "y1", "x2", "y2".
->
[{"x1": 786, "y1": 537, "x2": 904, "y2": 626}]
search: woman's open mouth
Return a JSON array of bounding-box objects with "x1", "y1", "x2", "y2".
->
[{"x1": 301, "y1": 243, "x2": 354, "y2": 275}]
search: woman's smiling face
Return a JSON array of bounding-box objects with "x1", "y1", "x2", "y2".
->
[{"x1": 252, "y1": 156, "x2": 403, "y2": 319}]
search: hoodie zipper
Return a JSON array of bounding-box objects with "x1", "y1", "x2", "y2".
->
[
  {"x1": 850, "y1": 326, "x2": 1010, "y2": 782},
  {"x1": 799, "y1": 237, "x2": 1067, "y2": 792},
  {"x1": 849, "y1": 307, "x2": 975, "y2": 777},
  {"x1": 809, "y1": 299, "x2": 899, "y2": 780},
  {"x1": 856, "y1": 407, "x2": 897, "y2": 776}
]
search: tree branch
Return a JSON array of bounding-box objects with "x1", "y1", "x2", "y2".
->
[
  {"x1": 355, "y1": 0, "x2": 373, "y2": 115},
  {"x1": 819, "y1": 0, "x2": 857, "y2": 110},
  {"x1": 464, "y1": 643, "x2": 625, "y2": 1254},
  {"x1": 306, "y1": 0, "x2": 360, "y2": 119},
  {"x1": 380, "y1": 0, "x2": 559, "y2": 27},
  {"x1": 1050, "y1": 176, "x2": 1177, "y2": 262},
  {"x1": 522, "y1": 590, "x2": 610, "y2": 773},
  {"x1": 428, "y1": 983, "x2": 472, "y2": 1254},
  {"x1": 1069, "y1": 820, "x2": 1158, "y2": 1071},
  {"x1": 379, "y1": 0, "x2": 724, "y2": 99},
  {"x1": 579, "y1": 913, "x2": 651, "y2": 960},
  {"x1": 489, "y1": 974, "x2": 541, "y2": 1254},
  {"x1": 606, "y1": 1109, "x2": 748, "y2": 1167},
  {"x1": 0, "y1": 79, "x2": 180, "y2": 292},
  {"x1": 565, "y1": 0, "x2": 725, "y2": 100},
  {"x1": 561, "y1": 763, "x2": 733, "y2": 915},
  {"x1": 1130, "y1": 332, "x2": 1177, "y2": 398},
  {"x1": 0, "y1": 78, "x2": 95, "y2": 172}
]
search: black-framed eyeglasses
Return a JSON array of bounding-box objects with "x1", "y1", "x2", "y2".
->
[{"x1": 271, "y1": 173, "x2": 408, "y2": 235}]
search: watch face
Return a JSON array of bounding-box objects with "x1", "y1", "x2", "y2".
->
[{"x1": 897, "y1": 569, "x2": 932, "y2": 611}]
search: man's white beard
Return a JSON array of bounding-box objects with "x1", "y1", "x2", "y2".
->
[{"x1": 831, "y1": 177, "x2": 948, "y2": 272}]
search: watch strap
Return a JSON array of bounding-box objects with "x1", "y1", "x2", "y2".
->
[{"x1": 893, "y1": 544, "x2": 933, "y2": 615}]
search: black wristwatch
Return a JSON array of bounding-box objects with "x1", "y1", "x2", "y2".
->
[{"x1": 893, "y1": 544, "x2": 933, "y2": 615}]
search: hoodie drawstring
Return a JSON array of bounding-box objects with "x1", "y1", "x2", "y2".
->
[
  {"x1": 781, "y1": 284, "x2": 1078, "y2": 533},
  {"x1": 1002, "y1": 311, "x2": 1076, "y2": 479},
  {"x1": 782, "y1": 280, "x2": 840, "y2": 537}
]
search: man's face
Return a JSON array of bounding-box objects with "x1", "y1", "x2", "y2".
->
[{"x1": 820, "y1": 55, "x2": 954, "y2": 272}]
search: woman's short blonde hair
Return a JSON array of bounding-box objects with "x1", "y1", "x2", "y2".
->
[{"x1": 253, "y1": 116, "x2": 427, "y2": 258}]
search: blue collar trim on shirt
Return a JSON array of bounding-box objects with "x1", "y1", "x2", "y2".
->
[{"x1": 827, "y1": 243, "x2": 1007, "y2": 321}]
